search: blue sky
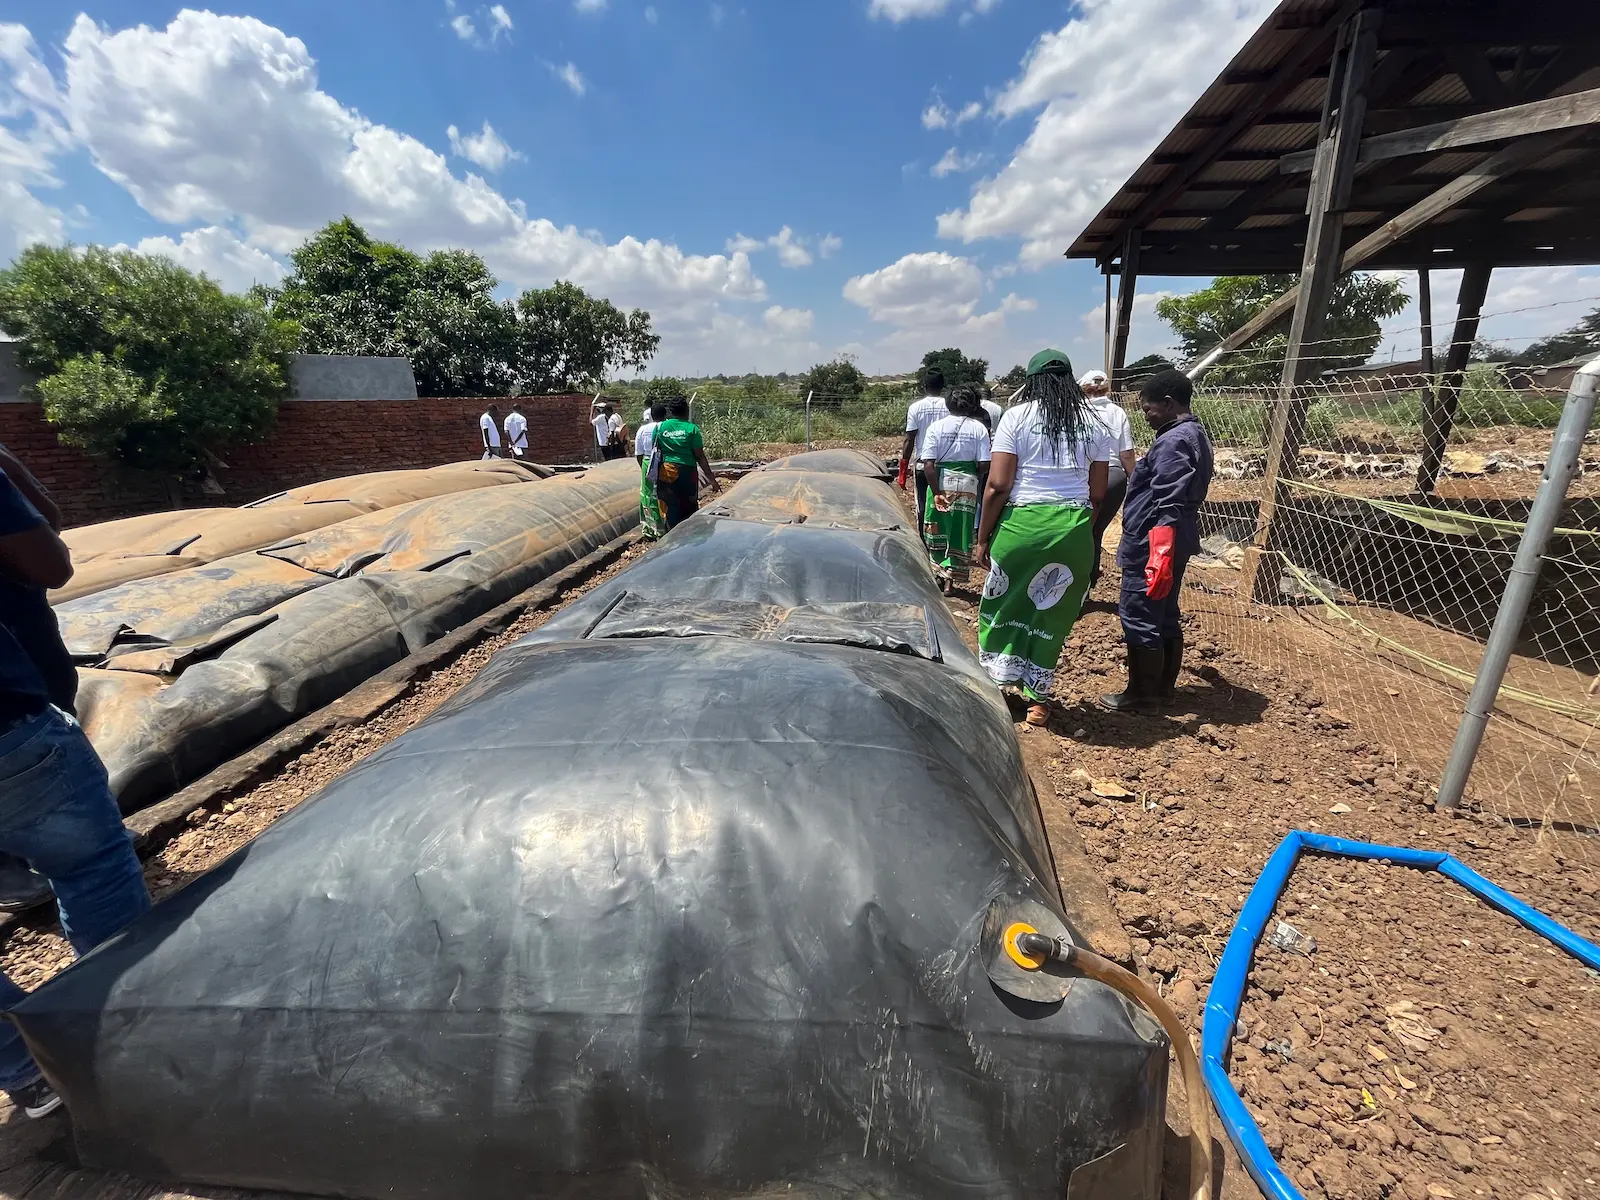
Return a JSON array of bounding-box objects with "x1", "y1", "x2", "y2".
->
[{"x1": 3, "y1": 1, "x2": 1597, "y2": 378}]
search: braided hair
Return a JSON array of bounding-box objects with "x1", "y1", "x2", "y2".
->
[{"x1": 1026, "y1": 368, "x2": 1094, "y2": 462}]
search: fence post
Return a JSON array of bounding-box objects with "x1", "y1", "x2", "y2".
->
[
  {"x1": 1435, "y1": 353, "x2": 1600, "y2": 810},
  {"x1": 804, "y1": 390, "x2": 815, "y2": 451}
]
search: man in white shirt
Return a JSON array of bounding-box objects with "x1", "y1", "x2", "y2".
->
[
  {"x1": 1079, "y1": 369, "x2": 1139, "y2": 588},
  {"x1": 591, "y1": 402, "x2": 617, "y2": 461},
  {"x1": 634, "y1": 403, "x2": 664, "y2": 463},
  {"x1": 504, "y1": 403, "x2": 530, "y2": 460},
  {"x1": 898, "y1": 367, "x2": 949, "y2": 541},
  {"x1": 479, "y1": 405, "x2": 503, "y2": 459},
  {"x1": 980, "y1": 390, "x2": 1004, "y2": 431}
]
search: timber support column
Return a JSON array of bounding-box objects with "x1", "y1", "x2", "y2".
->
[
  {"x1": 1109, "y1": 232, "x2": 1140, "y2": 390},
  {"x1": 1418, "y1": 261, "x2": 1492, "y2": 493},
  {"x1": 1242, "y1": 7, "x2": 1381, "y2": 604}
]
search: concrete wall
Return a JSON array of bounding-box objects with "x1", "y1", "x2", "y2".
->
[
  {"x1": 0, "y1": 394, "x2": 598, "y2": 528},
  {"x1": 289, "y1": 353, "x2": 417, "y2": 400}
]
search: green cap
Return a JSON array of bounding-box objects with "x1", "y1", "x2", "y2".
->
[{"x1": 1026, "y1": 348, "x2": 1073, "y2": 376}]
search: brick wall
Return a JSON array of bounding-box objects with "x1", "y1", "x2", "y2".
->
[{"x1": 0, "y1": 394, "x2": 596, "y2": 527}]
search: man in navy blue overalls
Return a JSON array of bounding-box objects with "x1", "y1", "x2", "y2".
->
[{"x1": 1101, "y1": 370, "x2": 1214, "y2": 714}]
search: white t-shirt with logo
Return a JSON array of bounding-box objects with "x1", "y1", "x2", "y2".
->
[
  {"x1": 981, "y1": 398, "x2": 1004, "y2": 430},
  {"x1": 634, "y1": 420, "x2": 658, "y2": 458},
  {"x1": 991, "y1": 400, "x2": 1116, "y2": 506},
  {"x1": 504, "y1": 411, "x2": 528, "y2": 453},
  {"x1": 592, "y1": 413, "x2": 612, "y2": 446},
  {"x1": 920, "y1": 414, "x2": 992, "y2": 465},
  {"x1": 479, "y1": 412, "x2": 502, "y2": 449},
  {"x1": 1088, "y1": 397, "x2": 1135, "y2": 458},
  {"x1": 904, "y1": 396, "x2": 948, "y2": 460}
]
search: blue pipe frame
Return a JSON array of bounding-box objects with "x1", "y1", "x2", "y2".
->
[{"x1": 1201, "y1": 830, "x2": 1600, "y2": 1200}]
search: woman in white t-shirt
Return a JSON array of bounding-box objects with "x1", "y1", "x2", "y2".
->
[
  {"x1": 633, "y1": 403, "x2": 666, "y2": 539},
  {"x1": 918, "y1": 384, "x2": 992, "y2": 591},
  {"x1": 973, "y1": 350, "x2": 1114, "y2": 725},
  {"x1": 1079, "y1": 369, "x2": 1139, "y2": 588}
]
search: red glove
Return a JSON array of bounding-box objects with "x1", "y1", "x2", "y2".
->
[
  {"x1": 896, "y1": 458, "x2": 910, "y2": 490},
  {"x1": 1145, "y1": 525, "x2": 1176, "y2": 600}
]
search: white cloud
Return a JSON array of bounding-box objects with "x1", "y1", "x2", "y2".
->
[
  {"x1": 487, "y1": 5, "x2": 514, "y2": 39},
  {"x1": 819, "y1": 233, "x2": 843, "y2": 259},
  {"x1": 1076, "y1": 288, "x2": 1183, "y2": 367},
  {"x1": 763, "y1": 305, "x2": 814, "y2": 336},
  {"x1": 770, "y1": 225, "x2": 812, "y2": 269},
  {"x1": 710, "y1": 4, "x2": 726, "y2": 25},
  {"x1": 446, "y1": 120, "x2": 520, "y2": 171},
  {"x1": 931, "y1": 147, "x2": 982, "y2": 178},
  {"x1": 450, "y1": 14, "x2": 477, "y2": 41},
  {"x1": 644, "y1": 6, "x2": 659, "y2": 22},
  {"x1": 937, "y1": 0, "x2": 1275, "y2": 267},
  {"x1": 1370, "y1": 266, "x2": 1600, "y2": 362},
  {"x1": 128, "y1": 225, "x2": 286, "y2": 292},
  {"x1": 553, "y1": 61, "x2": 586, "y2": 95},
  {"x1": 972, "y1": 0, "x2": 1002, "y2": 11},
  {"x1": 844, "y1": 251, "x2": 997, "y2": 331},
  {"x1": 955, "y1": 100, "x2": 982, "y2": 124},
  {"x1": 575, "y1": 0, "x2": 607, "y2": 11},
  {"x1": 921, "y1": 97, "x2": 982, "y2": 131},
  {"x1": 869, "y1": 0, "x2": 951, "y2": 21},
  {"x1": 0, "y1": 24, "x2": 73, "y2": 260}
]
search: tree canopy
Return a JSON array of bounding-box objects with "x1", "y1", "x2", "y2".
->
[
  {"x1": 1520, "y1": 307, "x2": 1600, "y2": 365},
  {"x1": 997, "y1": 364, "x2": 1027, "y2": 390},
  {"x1": 260, "y1": 218, "x2": 659, "y2": 395},
  {"x1": 918, "y1": 347, "x2": 988, "y2": 390},
  {"x1": 1124, "y1": 354, "x2": 1177, "y2": 384},
  {"x1": 0, "y1": 244, "x2": 295, "y2": 474},
  {"x1": 1155, "y1": 273, "x2": 1408, "y2": 386},
  {"x1": 797, "y1": 359, "x2": 866, "y2": 405}
]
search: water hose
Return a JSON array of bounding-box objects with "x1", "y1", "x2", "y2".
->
[
  {"x1": 1010, "y1": 929, "x2": 1214, "y2": 1200},
  {"x1": 1203, "y1": 832, "x2": 1600, "y2": 1200}
]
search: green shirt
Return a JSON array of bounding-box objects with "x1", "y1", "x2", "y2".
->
[{"x1": 654, "y1": 419, "x2": 703, "y2": 467}]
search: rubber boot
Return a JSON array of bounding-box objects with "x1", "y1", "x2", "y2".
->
[
  {"x1": 1160, "y1": 635, "x2": 1184, "y2": 706},
  {"x1": 1099, "y1": 646, "x2": 1165, "y2": 713}
]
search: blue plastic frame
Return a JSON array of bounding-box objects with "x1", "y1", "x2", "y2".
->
[{"x1": 1201, "y1": 830, "x2": 1600, "y2": 1200}]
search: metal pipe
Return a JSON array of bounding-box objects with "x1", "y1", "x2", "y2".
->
[
  {"x1": 804, "y1": 389, "x2": 815, "y2": 451},
  {"x1": 1186, "y1": 344, "x2": 1227, "y2": 382},
  {"x1": 1436, "y1": 353, "x2": 1600, "y2": 809}
]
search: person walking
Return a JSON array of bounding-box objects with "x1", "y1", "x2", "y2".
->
[
  {"x1": 973, "y1": 350, "x2": 1113, "y2": 728},
  {"x1": 652, "y1": 395, "x2": 720, "y2": 530},
  {"x1": 920, "y1": 384, "x2": 991, "y2": 593},
  {"x1": 980, "y1": 387, "x2": 1004, "y2": 432},
  {"x1": 479, "y1": 405, "x2": 504, "y2": 459},
  {"x1": 1101, "y1": 369, "x2": 1215, "y2": 714},
  {"x1": 503, "y1": 403, "x2": 530, "y2": 461},
  {"x1": 634, "y1": 402, "x2": 667, "y2": 540},
  {"x1": 897, "y1": 367, "x2": 948, "y2": 540},
  {"x1": 0, "y1": 463, "x2": 151, "y2": 1119},
  {"x1": 1078, "y1": 369, "x2": 1138, "y2": 589}
]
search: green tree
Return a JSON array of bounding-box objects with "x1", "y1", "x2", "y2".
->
[
  {"x1": 643, "y1": 377, "x2": 684, "y2": 408},
  {"x1": 918, "y1": 347, "x2": 988, "y2": 390},
  {"x1": 1123, "y1": 353, "x2": 1176, "y2": 384},
  {"x1": 997, "y1": 364, "x2": 1027, "y2": 390},
  {"x1": 512, "y1": 280, "x2": 660, "y2": 393},
  {"x1": 1521, "y1": 307, "x2": 1600, "y2": 365},
  {"x1": 0, "y1": 244, "x2": 295, "y2": 474},
  {"x1": 261, "y1": 218, "x2": 517, "y2": 396},
  {"x1": 798, "y1": 358, "x2": 866, "y2": 406},
  {"x1": 1154, "y1": 273, "x2": 1407, "y2": 385}
]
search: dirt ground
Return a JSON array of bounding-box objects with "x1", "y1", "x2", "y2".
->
[{"x1": 4, "y1": 477, "x2": 1599, "y2": 1200}]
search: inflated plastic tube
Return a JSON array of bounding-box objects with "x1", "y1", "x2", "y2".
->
[{"x1": 1202, "y1": 831, "x2": 1600, "y2": 1200}]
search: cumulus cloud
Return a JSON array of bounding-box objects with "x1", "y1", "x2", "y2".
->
[
  {"x1": 0, "y1": 24, "x2": 73, "y2": 260},
  {"x1": 447, "y1": 120, "x2": 520, "y2": 171},
  {"x1": 931, "y1": 147, "x2": 982, "y2": 178},
  {"x1": 938, "y1": 0, "x2": 1274, "y2": 267},
  {"x1": 552, "y1": 61, "x2": 586, "y2": 95},
  {"x1": 763, "y1": 305, "x2": 814, "y2": 336},
  {"x1": 725, "y1": 227, "x2": 818, "y2": 268},
  {"x1": 128, "y1": 225, "x2": 287, "y2": 292},
  {"x1": 869, "y1": 0, "x2": 951, "y2": 21},
  {"x1": 450, "y1": 14, "x2": 478, "y2": 41},
  {"x1": 487, "y1": 5, "x2": 514, "y2": 39},
  {"x1": 770, "y1": 225, "x2": 812, "y2": 269},
  {"x1": 575, "y1": 0, "x2": 607, "y2": 12},
  {"x1": 843, "y1": 250, "x2": 1024, "y2": 335},
  {"x1": 819, "y1": 233, "x2": 843, "y2": 259},
  {"x1": 921, "y1": 97, "x2": 981, "y2": 131}
]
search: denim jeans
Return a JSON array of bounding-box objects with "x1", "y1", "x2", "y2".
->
[{"x1": 0, "y1": 706, "x2": 149, "y2": 1091}]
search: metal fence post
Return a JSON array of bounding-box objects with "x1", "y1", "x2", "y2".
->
[
  {"x1": 804, "y1": 390, "x2": 815, "y2": 451},
  {"x1": 1436, "y1": 353, "x2": 1600, "y2": 810}
]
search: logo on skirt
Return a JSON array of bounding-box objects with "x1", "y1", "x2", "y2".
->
[{"x1": 1028, "y1": 563, "x2": 1074, "y2": 610}]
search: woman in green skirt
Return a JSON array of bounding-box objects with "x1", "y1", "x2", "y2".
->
[
  {"x1": 974, "y1": 350, "x2": 1113, "y2": 726},
  {"x1": 920, "y1": 384, "x2": 991, "y2": 593},
  {"x1": 633, "y1": 401, "x2": 667, "y2": 539}
]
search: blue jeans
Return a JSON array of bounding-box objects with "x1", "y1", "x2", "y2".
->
[{"x1": 0, "y1": 706, "x2": 149, "y2": 1090}]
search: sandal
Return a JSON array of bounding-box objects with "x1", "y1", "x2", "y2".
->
[{"x1": 1025, "y1": 702, "x2": 1051, "y2": 727}]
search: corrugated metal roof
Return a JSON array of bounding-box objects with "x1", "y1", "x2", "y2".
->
[{"x1": 1066, "y1": 0, "x2": 1600, "y2": 274}]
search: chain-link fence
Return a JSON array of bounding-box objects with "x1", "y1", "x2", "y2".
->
[{"x1": 1132, "y1": 326, "x2": 1599, "y2": 844}]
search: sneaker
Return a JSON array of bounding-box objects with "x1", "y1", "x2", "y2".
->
[{"x1": 8, "y1": 1078, "x2": 63, "y2": 1119}]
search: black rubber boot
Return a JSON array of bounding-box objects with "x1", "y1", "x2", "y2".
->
[
  {"x1": 1099, "y1": 646, "x2": 1165, "y2": 713},
  {"x1": 1160, "y1": 635, "x2": 1184, "y2": 705}
]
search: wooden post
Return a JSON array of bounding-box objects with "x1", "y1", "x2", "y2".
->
[
  {"x1": 1110, "y1": 232, "x2": 1140, "y2": 389},
  {"x1": 1241, "y1": 8, "x2": 1381, "y2": 604},
  {"x1": 1418, "y1": 268, "x2": 1434, "y2": 377},
  {"x1": 1103, "y1": 269, "x2": 1114, "y2": 378},
  {"x1": 1417, "y1": 262, "x2": 1492, "y2": 493}
]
